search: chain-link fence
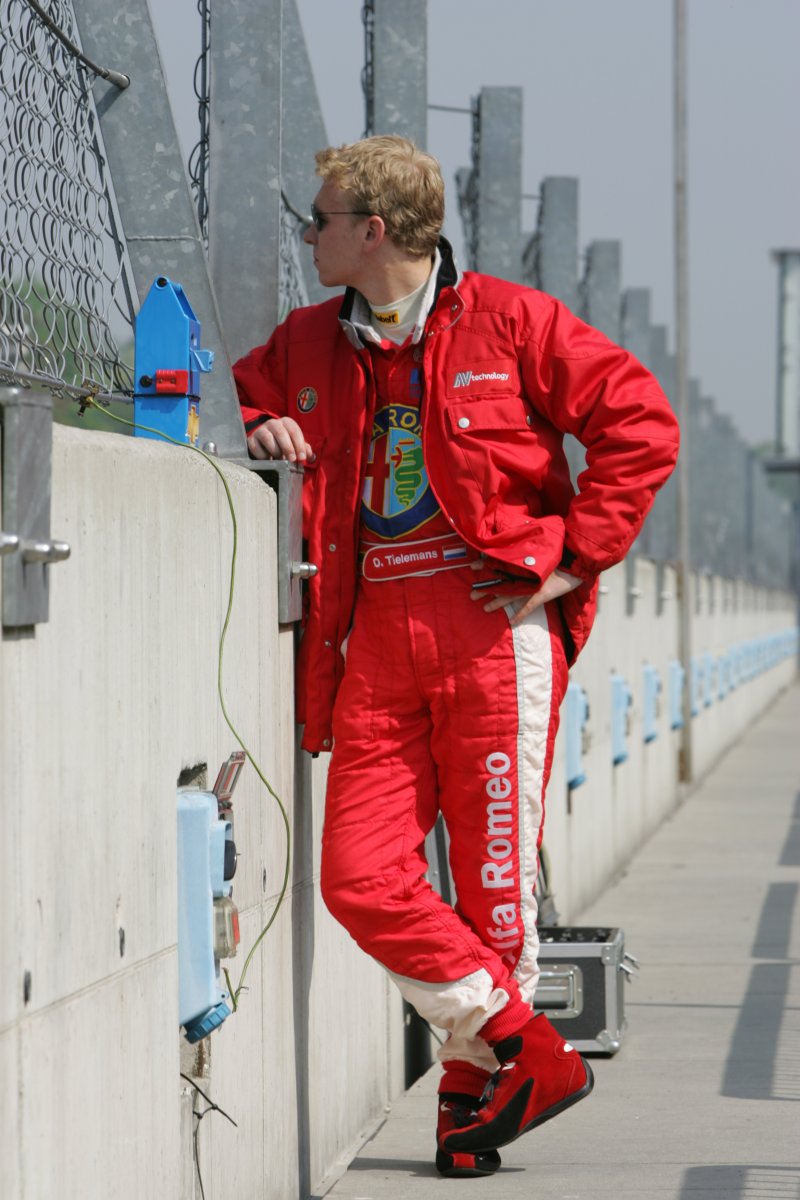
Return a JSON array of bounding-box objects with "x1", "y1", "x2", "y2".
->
[
  {"x1": 278, "y1": 197, "x2": 310, "y2": 323},
  {"x1": 0, "y1": 0, "x2": 136, "y2": 413},
  {"x1": 186, "y1": 0, "x2": 210, "y2": 248}
]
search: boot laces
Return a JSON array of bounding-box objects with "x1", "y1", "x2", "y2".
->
[{"x1": 440, "y1": 1100, "x2": 479, "y2": 1128}]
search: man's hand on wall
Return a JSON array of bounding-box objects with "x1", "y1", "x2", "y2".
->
[{"x1": 247, "y1": 416, "x2": 314, "y2": 463}]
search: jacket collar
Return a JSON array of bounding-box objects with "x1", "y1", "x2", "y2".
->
[{"x1": 338, "y1": 236, "x2": 462, "y2": 350}]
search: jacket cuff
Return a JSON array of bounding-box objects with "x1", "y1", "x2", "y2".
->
[
  {"x1": 559, "y1": 543, "x2": 598, "y2": 585},
  {"x1": 244, "y1": 412, "x2": 270, "y2": 434}
]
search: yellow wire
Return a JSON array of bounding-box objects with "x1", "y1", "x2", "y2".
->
[{"x1": 83, "y1": 396, "x2": 291, "y2": 1010}]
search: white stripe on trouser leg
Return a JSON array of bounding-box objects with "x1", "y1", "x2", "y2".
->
[
  {"x1": 508, "y1": 602, "x2": 552, "y2": 1004},
  {"x1": 389, "y1": 968, "x2": 510, "y2": 1044},
  {"x1": 437, "y1": 603, "x2": 553, "y2": 1074}
]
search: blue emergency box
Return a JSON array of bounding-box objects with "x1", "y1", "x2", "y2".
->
[{"x1": 134, "y1": 276, "x2": 214, "y2": 445}]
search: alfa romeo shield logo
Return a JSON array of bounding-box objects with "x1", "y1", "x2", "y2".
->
[
  {"x1": 361, "y1": 404, "x2": 438, "y2": 538},
  {"x1": 296, "y1": 386, "x2": 318, "y2": 413}
]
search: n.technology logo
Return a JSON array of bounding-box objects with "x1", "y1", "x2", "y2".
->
[{"x1": 453, "y1": 370, "x2": 510, "y2": 388}]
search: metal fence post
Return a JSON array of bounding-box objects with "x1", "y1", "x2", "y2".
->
[
  {"x1": 373, "y1": 0, "x2": 428, "y2": 147},
  {"x1": 1, "y1": 386, "x2": 71, "y2": 627},
  {"x1": 282, "y1": 0, "x2": 330, "y2": 307},
  {"x1": 209, "y1": 0, "x2": 284, "y2": 365}
]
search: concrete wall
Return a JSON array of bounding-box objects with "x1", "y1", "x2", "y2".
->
[
  {"x1": 1, "y1": 428, "x2": 796, "y2": 1198},
  {"x1": 0, "y1": 426, "x2": 404, "y2": 1200}
]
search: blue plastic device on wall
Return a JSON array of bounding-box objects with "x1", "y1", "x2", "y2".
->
[
  {"x1": 690, "y1": 657, "x2": 702, "y2": 717},
  {"x1": 642, "y1": 664, "x2": 661, "y2": 743},
  {"x1": 177, "y1": 789, "x2": 235, "y2": 1043},
  {"x1": 717, "y1": 652, "x2": 730, "y2": 701},
  {"x1": 610, "y1": 672, "x2": 632, "y2": 766},
  {"x1": 702, "y1": 653, "x2": 715, "y2": 707},
  {"x1": 669, "y1": 659, "x2": 685, "y2": 729},
  {"x1": 134, "y1": 276, "x2": 214, "y2": 445},
  {"x1": 564, "y1": 681, "x2": 590, "y2": 789}
]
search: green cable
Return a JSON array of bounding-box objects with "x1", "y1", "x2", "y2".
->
[{"x1": 83, "y1": 396, "x2": 290, "y2": 1011}]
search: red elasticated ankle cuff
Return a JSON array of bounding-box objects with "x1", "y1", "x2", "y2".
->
[
  {"x1": 438, "y1": 1059, "x2": 492, "y2": 1099},
  {"x1": 480, "y1": 1001, "x2": 533, "y2": 1047}
]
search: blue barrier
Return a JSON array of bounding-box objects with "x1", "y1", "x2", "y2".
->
[
  {"x1": 669, "y1": 660, "x2": 685, "y2": 730},
  {"x1": 565, "y1": 681, "x2": 590, "y2": 789},
  {"x1": 642, "y1": 663, "x2": 661, "y2": 743},
  {"x1": 610, "y1": 672, "x2": 633, "y2": 765},
  {"x1": 564, "y1": 627, "x2": 796, "y2": 789}
]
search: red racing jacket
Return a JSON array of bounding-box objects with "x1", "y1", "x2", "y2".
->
[{"x1": 235, "y1": 241, "x2": 680, "y2": 752}]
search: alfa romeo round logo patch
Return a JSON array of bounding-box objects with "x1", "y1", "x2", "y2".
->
[
  {"x1": 297, "y1": 386, "x2": 318, "y2": 413},
  {"x1": 361, "y1": 404, "x2": 438, "y2": 538}
]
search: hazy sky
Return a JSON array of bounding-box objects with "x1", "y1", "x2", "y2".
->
[{"x1": 153, "y1": 0, "x2": 800, "y2": 447}]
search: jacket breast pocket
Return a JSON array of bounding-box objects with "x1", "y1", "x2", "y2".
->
[{"x1": 443, "y1": 396, "x2": 552, "y2": 500}]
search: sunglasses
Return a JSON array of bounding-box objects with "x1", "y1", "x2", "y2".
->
[{"x1": 310, "y1": 202, "x2": 374, "y2": 231}]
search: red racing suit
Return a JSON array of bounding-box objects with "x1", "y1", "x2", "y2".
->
[
  {"x1": 235, "y1": 241, "x2": 679, "y2": 754},
  {"x1": 235, "y1": 241, "x2": 679, "y2": 1069}
]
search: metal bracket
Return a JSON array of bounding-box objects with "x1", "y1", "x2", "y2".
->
[
  {"x1": 625, "y1": 554, "x2": 640, "y2": 616},
  {"x1": 655, "y1": 560, "x2": 673, "y2": 616},
  {"x1": 1, "y1": 385, "x2": 72, "y2": 628},
  {"x1": 230, "y1": 458, "x2": 316, "y2": 623}
]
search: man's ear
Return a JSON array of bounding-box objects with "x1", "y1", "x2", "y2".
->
[{"x1": 364, "y1": 215, "x2": 386, "y2": 247}]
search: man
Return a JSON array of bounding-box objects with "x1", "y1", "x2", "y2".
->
[{"x1": 235, "y1": 136, "x2": 679, "y2": 1178}]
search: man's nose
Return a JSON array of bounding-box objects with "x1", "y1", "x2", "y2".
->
[{"x1": 303, "y1": 223, "x2": 316, "y2": 246}]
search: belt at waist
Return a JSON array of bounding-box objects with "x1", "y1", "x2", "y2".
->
[{"x1": 359, "y1": 535, "x2": 479, "y2": 582}]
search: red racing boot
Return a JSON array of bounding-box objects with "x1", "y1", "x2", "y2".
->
[
  {"x1": 436, "y1": 1092, "x2": 501, "y2": 1178},
  {"x1": 435, "y1": 1060, "x2": 501, "y2": 1177},
  {"x1": 441, "y1": 1014, "x2": 594, "y2": 1154}
]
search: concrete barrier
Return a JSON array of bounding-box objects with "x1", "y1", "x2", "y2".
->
[{"x1": 0, "y1": 426, "x2": 403, "y2": 1200}]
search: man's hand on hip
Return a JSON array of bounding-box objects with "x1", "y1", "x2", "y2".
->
[
  {"x1": 470, "y1": 567, "x2": 582, "y2": 627},
  {"x1": 247, "y1": 416, "x2": 314, "y2": 463}
]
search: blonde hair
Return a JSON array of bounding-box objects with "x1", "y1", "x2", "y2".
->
[{"x1": 315, "y1": 136, "x2": 444, "y2": 258}]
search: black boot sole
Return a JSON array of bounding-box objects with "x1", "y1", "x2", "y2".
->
[{"x1": 435, "y1": 1147, "x2": 501, "y2": 1177}]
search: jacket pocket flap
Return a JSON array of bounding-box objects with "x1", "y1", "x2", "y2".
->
[{"x1": 446, "y1": 395, "x2": 532, "y2": 434}]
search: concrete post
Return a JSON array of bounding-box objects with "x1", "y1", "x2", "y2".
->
[
  {"x1": 621, "y1": 288, "x2": 653, "y2": 368},
  {"x1": 772, "y1": 250, "x2": 800, "y2": 457},
  {"x1": 581, "y1": 240, "x2": 622, "y2": 342},
  {"x1": 473, "y1": 88, "x2": 523, "y2": 282},
  {"x1": 650, "y1": 326, "x2": 673, "y2": 403},
  {"x1": 523, "y1": 177, "x2": 579, "y2": 309},
  {"x1": 644, "y1": 326, "x2": 678, "y2": 567}
]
